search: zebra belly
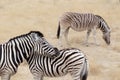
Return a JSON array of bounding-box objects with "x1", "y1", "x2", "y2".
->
[
  {"x1": 70, "y1": 26, "x2": 92, "y2": 31},
  {"x1": 43, "y1": 71, "x2": 68, "y2": 77}
]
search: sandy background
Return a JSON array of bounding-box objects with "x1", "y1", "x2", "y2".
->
[{"x1": 0, "y1": 0, "x2": 120, "y2": 80}]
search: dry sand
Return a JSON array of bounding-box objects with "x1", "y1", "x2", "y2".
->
[{"x1": 0, "y1": 0, "x2": 120, "y2": 80}]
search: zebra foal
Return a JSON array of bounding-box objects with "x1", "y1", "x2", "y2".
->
[
  {"x1": 27, "y1": 48, "x2": 88, "y2": 80},
  {"x1": 0, "y1": 31, "x2": 59, "y2": 80},
  {"x1": 57, "y1": 12, "x2": 111, "y2": 46}
]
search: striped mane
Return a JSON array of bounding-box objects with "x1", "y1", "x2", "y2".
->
[
  {"x1": 8, "y1": 31, "x2": 44, "y2": 42},
  {"x1": 95, "y1": 15, "x2": 110, "y2": 30},
  {"x1": 29, "y1": 31, "x2": 44, "y2": 37}
]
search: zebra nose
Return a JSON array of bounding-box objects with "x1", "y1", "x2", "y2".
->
[{"x1": 107, "y1": 41, "x2": 110, "y2": 45}]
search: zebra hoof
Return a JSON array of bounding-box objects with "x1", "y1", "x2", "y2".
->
[
  {"x1": 82, "y1": 42, "x2": 89, "y2": 47},
  {"x1": 95, "y1": 43, "x2": 100, "y2": 46},
  {"x1": 85, "y1": 44, "x2": 89, "y2": 47}
]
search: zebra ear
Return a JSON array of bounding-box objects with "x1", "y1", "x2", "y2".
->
[
  {"x1": 54, "y1": 47, "x2": 60, "y2": 56},
  {"x1": 31, "y1": 33, "x2": 40, "y2": 41}
]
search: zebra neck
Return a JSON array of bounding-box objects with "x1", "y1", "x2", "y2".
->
[
  {"x1": 98, "y1": 21, "x2": 109, "y2": 34},
  {"x1": 26, "y1": 53, "x2": 35, "y2": 65},
  {"x1": 13, "y1": 38, "x2": 34, "y2": 63}
]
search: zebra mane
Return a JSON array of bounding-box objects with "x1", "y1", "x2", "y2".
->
[
  {"x1": 29, "y1": 31, "x2": 44, "y2": 37},
  {"x1": 95, "y1": 15, "x2": 110, "y2": 30},
  {"x1": 8, "y1": 31, "x2": 44, "y2": 42}
]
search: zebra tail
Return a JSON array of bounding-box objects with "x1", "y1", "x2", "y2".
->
[
  {"x1": 81, "y1": 59, "x2": 88, "y2": 80},
  {"x1": 57, "y1": 22, "x2": 60, "y2": 39}
]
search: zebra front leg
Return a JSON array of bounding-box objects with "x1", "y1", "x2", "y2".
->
[
  {"x1": 1, "y1": 74, "x2": 11, "y2": 80},
  {"x1": 84, "y1": 29, "x2": 91, "y2": 46},
  {"x1": 92, "y1": 27, "x2": 99, "y2": 46}
]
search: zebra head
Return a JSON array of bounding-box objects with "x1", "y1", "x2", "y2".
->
[
  {"x1": 30, "y1": 31, "x2": 59, "y2": 58},
  {"x1": 101, "y1": 21, "x2": 111, "y2": 45},
  {"x1": 103, "y1": 30, "x2": 111, "y2": 45}
]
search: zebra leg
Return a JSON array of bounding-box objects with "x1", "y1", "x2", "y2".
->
[
  {"x1": 92, "y1": 27, "x2": 99, "y2": 46},
  {"x1": 58, "y1": 29, "x2": 64, "y2": 47},
  {"x1": 33, "y1": 76, "x2": 43, "y2": 80},
  {"x1": 33, "y1": 74, "x2": 43, "y2": 80},
  {"x1": 84, "y1": 29, "x2": 91, "y2": 46},
  {"x1": 70, "y1": 71, "x2": 81, "y2": 80},
  {"x1": 1, "y1": 74, "x2": 11, "y2": 80},
  {"x1": 71, "y1": 70, "x2": 87, "y2": 80},
  {"x1": 64, "y1": 27, "x2": 70, "y2": 45},
  {"x1": 58, "y1": 26, "x2": 69, "y2": 47}
]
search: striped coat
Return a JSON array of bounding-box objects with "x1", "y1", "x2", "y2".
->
[
  {"x1": 27, "y1": 48, "x2": 88, "y2": 80},
  {"x1": 57, "y1": 12, "x2": 111, "y2": 46}
]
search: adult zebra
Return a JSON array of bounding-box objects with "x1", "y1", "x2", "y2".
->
[
  {"x1": 0, "y1": 31, "x2": 59, "y2": 80},
  {"x1": 27, "y1": 48, "x2": 88, "y2": 80},
  {"x1": 57, "y1": 12, "x2": 111, "y2": 46}
]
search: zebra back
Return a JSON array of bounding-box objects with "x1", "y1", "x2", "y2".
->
[{"x1": 60, "y1": 12, "x2": 99, "y2": 31}]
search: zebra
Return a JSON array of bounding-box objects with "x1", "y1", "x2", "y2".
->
[
  {"x1": 27, "y1": 48, "x2": 88, "y2": 80},
  {"x1": 0, "y1": 31, "x2": 59, "y2": 80},
  {"x1": 57, "y1": 12, "x2": 111, "y2": 46}
]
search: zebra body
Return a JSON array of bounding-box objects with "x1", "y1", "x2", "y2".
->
[
  {"x1": 60, "y1": 13, "x2": 98, "y2": 31},
  {"x1": 0, "y1": 31, "x2": 58, "y2": 80},
  {"x1": 57, "y1": 12, "x2": 111, "y2": 46},
  {"x1": 28, "y1": 48, "x2": 88, "y2": 80}
]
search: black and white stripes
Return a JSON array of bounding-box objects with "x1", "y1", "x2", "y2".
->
[
  {"x1": 0, "y1": 31, "x2": 58, "y2": 80},
  {"x1": 57, "y1": 12, "x2": 111, "y2": 46},
  {"x1": 27, "y1": 48, "x2": 88, "y2": 80}
]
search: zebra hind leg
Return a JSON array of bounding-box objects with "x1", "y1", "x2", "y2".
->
[
  {"x1": 70, "y1": 68, "x2": 83, "y2": 80},
  {"x1": 1, "y1": 73, "x2": 11, "y2": 80},
  {"x1": 64, "y1": 27, "x2": 70, "y2": 46},
  {"x1": 58, "y1": 26, "x2": 69, "y2": 47},
  {"x1": 33, "y1": 74, "x2": 43, "y2": 80},
  {"x1": 70, "y1": 71, "x2": 81, "y2": 80},
  {"x1": 70, "y1": 70, "x2": 88, "y2": 80}
]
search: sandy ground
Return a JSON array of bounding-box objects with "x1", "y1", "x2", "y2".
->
[{"x1": 0, "y1": 0, "x2": 120, "y2": 80}]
